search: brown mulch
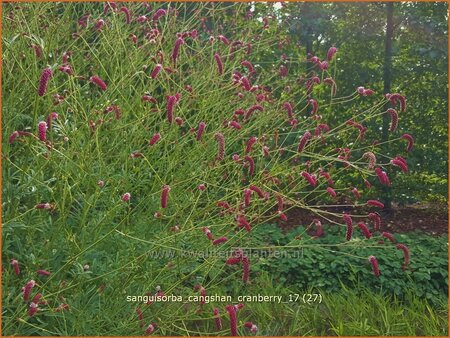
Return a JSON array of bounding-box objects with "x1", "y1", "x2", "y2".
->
[{"x1": 278, "y1": 203, "x2": 448, "y2": 236}]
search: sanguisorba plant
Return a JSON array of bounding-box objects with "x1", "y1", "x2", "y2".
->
[{"x1": 3, "y1": 2, "x2": 414, "y2": 336}]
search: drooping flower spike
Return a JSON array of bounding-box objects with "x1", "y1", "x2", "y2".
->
[
  {"x1": 401, "y1": 134, "x2": 414, "y2": 152},
  {"x1": 225, "y1": 305, "x2": 238, "y2": 336},
  {"x1": 396, "y1": 243, "x2": 410, "y2": 267},
  {"x1": 386, "y1": 108, "x2": 398, "y2": 132},
  {"x1": 213, "y1": 308, "x2": 222, "y2": 330},
  {"x1": 214, "y1": 133, "x2": 225, "y2": 161},
  {"x1": 368, "y1": 255, "x2": 380, "y2": 277},
  {"x1": 214, "y1": 53, "x2": 223, "y2": 75},
  {"x1": 38, "y1": 68, "x2": 53, "y2": 96},
  {"x1": 161, "y1": 185, "x2": 170, "y2": 209},
  {"x1": 90, "y1": 75, "x2": 107, "y2": 91},
  {"x1": 196, "y1": 121, "x2": 206, "y2": 141},
  {"x1": 10, "y1": 259, "x2": 20, "y2": 276}
]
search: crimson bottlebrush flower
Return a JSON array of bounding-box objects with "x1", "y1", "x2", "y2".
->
[
  {"x1": 357, "y1": 222, "x2": 372, "y2": 239},
  {"x1": 375, "y1": 167, "x2": 391, "y2": 186},
  {"x1": 37, "y1": 269, "x2": 51, "y2": 276},
  {"x1": 35, "y1": 203, "x2": 51, "y2": 209},
  {"x1": 314, "y1": 124, "x2": 330, "y2": 137},
  {"x1": 245, "y1": 104, "x2": 263, "y2": 120},
  {"x1": 136, "y1": 307, "x2": 145, "y2": 327},
  {"x1": 197, "y1": 184, "x2": 206, "y2": 191},
  {"x1": 55, "y1": 303, "x2": 70, "y2": 312},
  {"x1": 214, "y1": 133, "x2": 225, "y2": 161},
  {"x1": 367, "y1": 199, "x2": 384, "y2": 208},
  {"x1": 171, "y1": 37, "x2": 184, "y2": 63},
  {"x1": 326, "y1": 187, "x2": 337, "y2": 198},
  {"x1": 28, "y1": 301, "x2": 39, "y2": 317},
  {"x1": 166, "y1": 95, "x2": 176, "y2": 124},
  {"x1": 237, "y1": 215, "x2": 251, "y2": 232},
  {"x1": 276, "y1": 194, "x2": 284, "y2": 211},
  {"x1": 46, "y1": 112, "x2": 58, "y2": 129},
  {"x1": 368, "y1": 255, "x2": 380, "y2": 277},
  {"x1": 22, "y1": 280, "x2": 36, "y2": 302},
  {"x1": 279, "y1": 65, "x2": 288, "y2": 77},
  {"x1": 278, "y1": 211, "x2": 288, "y2": 221},
  {"x1": 313, "y1": 219, "x2": 324, "y2": 237},
  {"x1": 351, "y1": 187, "x2": 361, "y2": 200},
  {"x1": 161, "y1": 185, "x2": 170, "y2": 208},
  {"x1": 104, "y1": 2, "x2": 116, "y2": 14},
  {"x1": 142, "y1": 95, "x2": 157, "y2": 103},
  {"x1": 242, "y1": 255, "x2": 250, "y2": 283},
  {"x1": 9, "y1": 131, "x2": 19, "y2": 144},
  {"x1": 120, "y1": 6, "x2": 130, "y2": 23},
  {"x1": 323, "y1": 77, "x2": 337, "y2": 96},
  {"x1": 37, "y1": 121, "x2": 47, "y2": 142},
  {"x1": 319, "y1": 171, "x2": 334, "y2": 186},
  {"x1": 344, "y1": 215, "x2": 353, "y2": 241},
  {"x1": 240, "y1": 76, "x2": 251, "y2": 91},
  {"x1": 245, "y1": 136, "x2": 258, "y2": 154},
  {"x1": 386, "y1": 108, "x2": 398, "y2": 132},
  {"x1": 243, "y1": 189, "x2": 252, "y2": 207},
  {"x1": 122, "y1": 193, "x2": 131, "y2": 202},
  {"x1": 297, "y1": 131, "x2": 312, "y2": 153},
  {"x1": 362, "y1": 152, "x2": 376, "y2": 170},
  {"x1": 308, "y1": 99, "x2": 318, "y2": 115},
  {"x1": 327, "y1": 46, "x2": 338, "y2": 61},
  {"x1": 241, "y1": 60, "x2": 254, "y2": 73},
  {"x1": 10, "y1": 259, "x2": 20, "y2": 276},
  {"x1": 301, "y1": 171, "x2": 317, "y2": 187},
  {"x1": 396, "y1": 243, "x2": 410, "y2": 267},
  {"x1": 136, "y1": 15, "x2": 147, "y2": 23},
  {"x1": 213, "y1": 237, "x2": 228, "y2": 245},
  {"x1": 214, "y1": 53, "x2": 223, "y2": 75},
  {"x1": 149, "y1": 133, "x2": 161, "y2": 146},
  {"x1": 150, "y1": 64, "x2": 163, "y2": 79},
  {"x1": 217, "y1": 201, "x2": 231, "y2": 211},
  {"x1": 401, "y1": 133, "x2": 414, "y2": 152},
  {"x1": 95, "y1": 19, "x2": 105, "y2": 31},
  {"x1": 31, "y1": 44, "x2": 42, "y2": 58},
  {"x1": 226, "y1": 256, "x2": 242, "y2": 265},
  {"x1": 175, "y1": 117, "x2": 183, "y2": 126},
  {"x1": 202, "y1": 227, "x2": 214, "y2": 241},
  {"x1": 368, "y1": 212, "x2": 381, "y2": 231},
  {"x1": 97, "y1": 180, "x2": 105, "y2": 187},
  {"x1": 244, "y1": 322, "x2": 258, "y2": 334},
  {"x1": 217, "y1": 35, "x2": 230, "y2": 45},
  {"x1": 262, "y1": 145, "x2": 270, "y2": 157},
  {"x1": 213, "y1": 308, "x2": 222, "y2": 330},
  {"x1": 283, "y1": 102, "x2": 293, "y2": 118},
  {"x1": 225, "y1": 305, "x2": 238, "y2": 336},
  {"x1": 90, "y1": 75, "x2": 107, "y2": 91},
  {"x1": 364, "y1": 179, "x2": 372, "y2": 190},
  {"x1": 227, "y1": 120, "x2": 241, "y2": 131},
  {"x1": 244, "y1": 155, "x2": 255, "y2": 176},
  {"x1": 38, "y1": 68, "x2": 52, "y2": 96},
  {"x1": 145, "y1": 323, "x2": 157, "y2": 335},
  {"x1": 152, "y1": 8, "x2": 166, "y2": 21},
  {"x1": 381, "y1": 231, "x2": 396, "y2": 243},
  {"x1": 386, "y1": 93, "x2": 406, "y2": 112},
  {"x1": 249, "y1": 185, "x2": 264, "y2": 199},
  {"x1": 391, "y1": 158, "x2": 408, "y2": 173},
  {"x1": 196, "y1": 121, "x2": 206, "y2": 141}
]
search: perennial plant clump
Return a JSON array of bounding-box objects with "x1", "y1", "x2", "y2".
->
[{"x1": 2, "y1": 2, "x2": 415, "y2": 336}]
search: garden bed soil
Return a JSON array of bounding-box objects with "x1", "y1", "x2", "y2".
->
[{"x1": 279, "y1": 203, "x2": 448, "y2": 236}]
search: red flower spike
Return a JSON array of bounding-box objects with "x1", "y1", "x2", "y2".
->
[
  {"x1": 326, "y1": 187, "x2": 337, "y2": 198},
  {"x1": 245, "y1": 104, "x2": 263, "y2": 120},
  {"x1": 391, "y1": 158, "x2": 408, "y2": 173},
  {"x1": 297, "y1": 131, "x2": 312, "y2": 153},
  {"x1": 213, "y1": 308, "x2": 222, "y2": 330},
  {"x1": 152, "y1": 9, "x2": 166, "y2": 21},
  {"x1": 387, "y1": 108, "x2": 398, "y2": 132},
  {"x1": 243, "y1": 189, "x2": 252, "y2": 207},
  {"x1": 396, "y1": 244, "x2": 410, "y2": 267},
  {"x1": 381, "y1": 231, "x2": 396, "y2": 243},
  {"x1": 249, "y1": 185, "x2": 264, "y2": 199},
  {"x1": 136, "y1": 307, "x2": 145, "y2": 327},
  {"x1": 202, "y1": 227, "x2": 214, "y2": 241},
  {"x1": 357, "y1": 222, "x2": 372, "y2": 239},
  {"x1": 214, "y1": 53, "x2": 223, "y2": 75},
  {"x1": 37, "y1": 269, "x2": 51, "y2": 276},
  {"x1": 196, "y1": 121, "x2": 206, "y2": 141},
  {"x1": 120, "y1": 6, "x2": 130, "y2": 23},
  {"x1": 10, "y1": 259, "x2": 20, "y2": 276},
  {"x1": 22, "y1": 280, "x2": 36, "y2": 302},
  {"x1": 308, "y1": 99, "x2": 318, "y2": 115},
  {"x1": 244, "y1": 155, "x2": 255, "y2": 176},
  {"x1": 225, "y1": 305, "x2": 238, "y2": 336},
  {"x1": 161, "y1": 185, "x2": 170, "y2": 209},
  {"x1": 145, "y1": 323, "x2": 157, "y2": 335},
  {"x1": 90, "y1": 75, "x2": 107, "y2": 91},
  {"x1": 367, "y1": 200, "x2": 384, "y2": 208},
  {"x1": 368, "y1": 255, "x2": 381, "y2": 277},
  {"x1": 245, "y1": 136, "x2": 258, "y2": 154},
  {"x1": 38, "y1": 121, "x2": 47, "y2": 142},
  {"x1": 301, "y1": 171, "x2": 317, "y2": 187},
  {"x1": 38, "y1": 68, "x2": 53, "y2": 97},
  {"x1": 237, "y1": 215, "x2": 251, "y2": 232},
  {"x1": 352, "y1": 187, "x2": 361, "y2": 200},
  {"x1": 362, "y1": 152, "x2": 376, "y2": 170},
  {"x1": 368, "y1": 212, "x2": 381, "y2": 231},
  {"x1": 171, "y1": 37, "x2": 184, "y2": 63},
  {"x1": 214, "y1": 133, "x2": 225, "y2": 161},
  {"x1": 276, "y1": 194, "x2": 284, "y2": 212},
  {"x1": 218, "y1": 35, "x2": 230, "y2": 45},
  {"x1": 166, "y1": 95, "x2": 177, "y2": 124},
  {"x1": 122, "y1": 193, "x2": 131, "y2": 202},
  {"x1": 213, "y1": 237, "x2": 228, "y2": 246},
  {"x1": 150, "y1": 64, "x2": 163, "y2": 79},
  {"x1": 401, "y1": 134, "x2": 414, "y2": 152},
  {"x1": 327, "y1": 46, "x2": 337, "y2": 61},
  {"x1": 149, "y1": 133, "x2": 161, "y2": 146}
]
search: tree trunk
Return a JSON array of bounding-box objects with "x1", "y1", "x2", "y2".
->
[{"x1": 382, "y1": 2, "x2": 394, "y2": 211}]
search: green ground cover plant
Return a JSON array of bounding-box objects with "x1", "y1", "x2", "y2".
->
[{"x1": 2, "y1": 2, "x2": 448, "y2": 336}]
